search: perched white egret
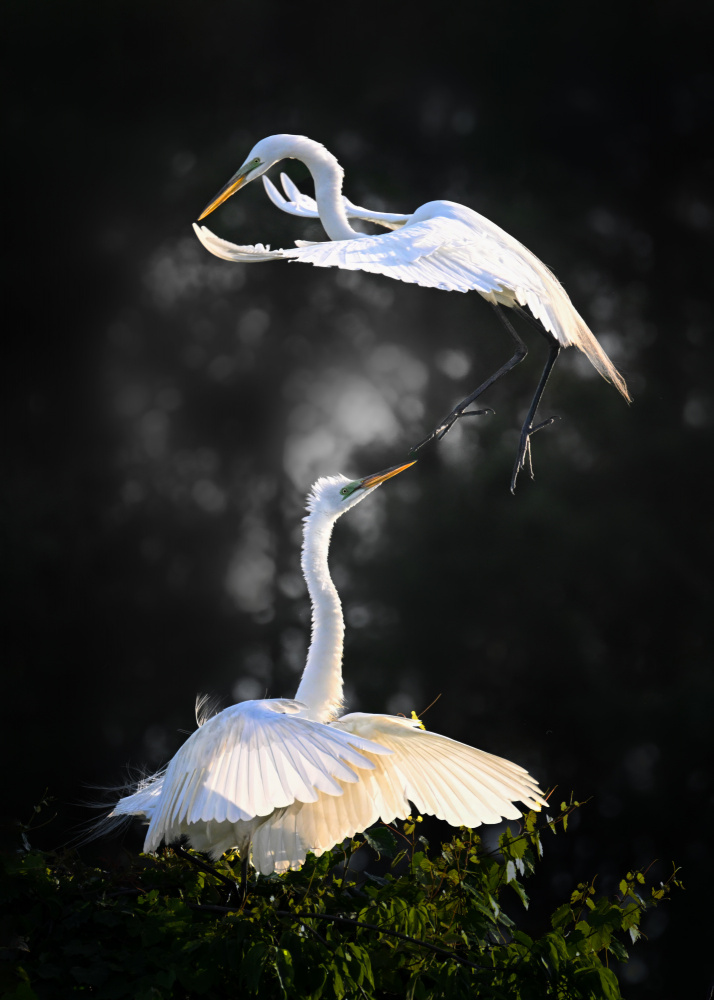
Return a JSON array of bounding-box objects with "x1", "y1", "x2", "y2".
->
[
  {"x1": 108, "y1": 460, "x2": 546, "y2": 890},
  {"x1": 193, "y1": 134, "x2": 630, "y2": 491}
]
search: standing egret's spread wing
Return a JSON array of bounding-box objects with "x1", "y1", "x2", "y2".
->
[
  {"x1": 263, "y1": 173, "x2": 410, "y2": 231},
  {"x1": 111, "y1": 773, "x2": 164, "y2": 820},
  {"x1": 252, "y1": 713, "x2": 547, "y2": 868},
  {"x1": 335, "y1": 713, "x2": 547, "y2": 825},
  {"x1": 141, "y1": 698, "x2": 392, "y2": 853}
]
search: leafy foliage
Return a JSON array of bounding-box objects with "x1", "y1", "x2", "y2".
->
[{"x1": 1, "y1": 799, "x2": 681, "y2": 999}]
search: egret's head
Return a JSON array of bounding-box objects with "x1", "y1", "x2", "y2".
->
[
  {"x1": 305, "y1": 461, "x2": 416, "y2": 520},
  {"x1": 198, "y1": 134, "x2": 311, "y2": 221}
]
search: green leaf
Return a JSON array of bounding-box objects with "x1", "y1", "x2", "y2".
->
[
  {"x1": 363, "y1": 825, "x2": 398, "y2": 859},
  {"x1": 240, "y1": 941, "x2": 269, "y2": 991},
  {"x1": 3, "y1": 796, "x2": 682, "y2": 999},
  {"x1": 332, "y1": 966, "x2": 345, "y2": 1000},
  {"x1": 551, "y1": 902, "x2": 571, "y2": 929},
  {"x1": 596, "y1": 964, "x2": 622, "y2": 999},
  {"x1": 511, "y1": 930, "x2": 533, "y2": 947},
  {"x1": 509, "y1": 877, "x2": 530, "y2": 910},
  {"x1": 2, "y1": 985, "x2": 40, "y2": 1000},
  {"x1": 609, "y1": 937, "x2": 630, "y2": 963}
]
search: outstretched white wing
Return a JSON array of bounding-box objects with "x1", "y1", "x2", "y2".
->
[
  {"x1": 193, "y1": 203, "x2": 627, "y2": 397},
  {"x1": 193, "y1": 214, "x2": 515, "y2": 304},
  {"x1": 193, "y1": 212, "x2": 504, "y2": 293},
  {"x1": 123, "y1": 699, "x2": 391, "y2": 853},
  {"x1": 194, "y1": 210, "x2": 562, "y2": 322},
  {"x1": 112, "y1": 709, "x2": 545, "y2": 873},
  {"x1": 263, "y1": 173, "x2": 410, "y2": 231},
  {"x1": 251, "y1": 713, "x2": 547, "y2": 870},
  {"x1": 336, "y1": 713, "x2": 547, "y2": 823},
  {"x1": 112, "y1": 774, "x2": 164, "y2": 820},
  {"x1": 192, "y1": 226, "x2": 286, "y2": 262}
]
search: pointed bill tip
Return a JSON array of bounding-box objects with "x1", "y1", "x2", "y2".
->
[
  {"x1": 197, "y1": 171, "x2": 250, "y2": 221},
  {"x1": 359, "y1": 460, "x2": 417, "y2": 490}
]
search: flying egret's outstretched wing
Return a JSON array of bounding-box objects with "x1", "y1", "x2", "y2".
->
[
  {"x1": 192, "y1": 228, "x2": 285, "y2": 262},
  {"x1": 263, "y1": 173, "x2": 410, "y2": 231},
  {"x1": 136, "y1": 699, "x2": 391, "y2": 853},
  {"x1": 193, "y1": 214, "x2": 512, "y2": 296},
  {"x1": 251, "y1": 713, "x2": 547, "y2": 870},
  {"x1": 193, "y1": 207, "x2": 627, "y2": 397}
]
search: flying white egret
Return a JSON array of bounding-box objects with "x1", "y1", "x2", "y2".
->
[
  {"x1": 193, "y1": 134, "x2": 631, "y2": 491},
  {"x1": 108, "y1": 460, "x2": 546, "y2": 894}
]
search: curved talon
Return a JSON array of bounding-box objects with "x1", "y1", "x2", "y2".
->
[
  {"x1": 510, "y1": 415, "x2": 562, "y2": 493},
  {"x1": 435, "y1": 405, "x2": 493, "y2": 441},
  {"x1": 411, "y1": 405, "x2": 493, "y2": 454},
  {"x1": 459, "y1": 406, "x2": 495, "y2": 419},
  {"x1": 410, "y1": 428, "x2": 438, "y2": 454},
  {"x1": 531, "y1": 414, "x2": 561, "y2": 435}
]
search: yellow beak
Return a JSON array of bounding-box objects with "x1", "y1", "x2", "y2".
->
[
  {"x1": 198, "y1": 169, "x2": 251, "y2": 221},
  {"x1": 359, "y1": 460, "x2": 416, "y2": 490}
]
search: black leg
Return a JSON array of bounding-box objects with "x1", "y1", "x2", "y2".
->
[
  {"x1": 411, "y1": 304, "x2": 527, "y2": 453},
  {"x1": 175, "y1": 842, "x2": 246, "y2": 907},
  {"x1": 510, "y1": 339, "x2": 561, "y2": 493},
  {"x1": 238, "y1": 854, "x2": 250, "y2": 905}
]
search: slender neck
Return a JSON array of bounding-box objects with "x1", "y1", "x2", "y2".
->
[
  {"x1": 296, "y1": 141, "x2": 360, "y2": 242},
  {"x1": 294, "y1": 509, "x2": 345, "y2": 722}
]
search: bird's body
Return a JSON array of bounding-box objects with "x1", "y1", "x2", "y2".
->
[
  {"x1": 110, "y1": 462, "x2": 546, "y2": 878},
  {"x1": 194, "y1": 134, "x2": 630, "y2": 489}
]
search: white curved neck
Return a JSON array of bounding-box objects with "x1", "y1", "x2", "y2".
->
[
  {"x1": 294, "y1": 510, "x2": 345, "y2": 722},
  {"x1": 291, "y1": 139, "x2": 360, "y2": 242}
]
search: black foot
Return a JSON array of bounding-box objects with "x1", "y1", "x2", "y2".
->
[
  {"x1": 411, "y1": 407, "x2": 494, "y2": 455},
  {"x1": 510, "y1": 415, "x2": 561, "y2": 493}
]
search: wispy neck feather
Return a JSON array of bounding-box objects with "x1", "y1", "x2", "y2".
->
[
  {"x1": 290, "y1": 137, "x2": 360, "y2": 243},
  {"x1": 294, "y1": 510, "x2": 345, "y2": 722}
]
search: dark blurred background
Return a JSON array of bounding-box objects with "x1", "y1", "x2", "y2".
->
[{"x1": 4, "y1": 0, "x2": 713, "y2": 994}]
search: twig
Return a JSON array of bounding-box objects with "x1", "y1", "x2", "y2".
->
[
  {"x1": 277, "y1": 910, "x2": 488, "y2": 971},
  {"x1": 417, "y1": 693, "x2": 442, "y2": 717},
  {"x1": 173, "y1": 845, "x2": 241, "y2": 902},
  {"x1": 185, "y1": 902, "x2": 487, "y2": 970}
]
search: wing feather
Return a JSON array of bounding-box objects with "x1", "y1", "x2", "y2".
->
[
  {"x1": 139, "y1": 699, "x2": 391, "y2": 852},
  {"x1": 263, "y1": 174, "x2": 410, "y2": 230},
  {"x1": 333, "y1": 713, "x2": 547, "y2": 826},
  {"x1": 194, "y1": 196, "x2": 629, "y2": 399},
  {"x1": 248, "y1": 712, "x2": 546, "y2": 867},
  {"x1": 110, "y1": 774, "x2": 164, "y2": 819},
  {"x1": 118, "y1": 705, "x2": 545, "y2": 869}
]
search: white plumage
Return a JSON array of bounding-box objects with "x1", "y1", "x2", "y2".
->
[
  {"x1": 196, "y1": 194, "x2": 615, "y2": 385},
  {"x1": 110, "y1": 462, "x2": 546, "y2": 876},
  {"x1": 193, "y1": 134, "x2": 630, "y2": 490}
]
